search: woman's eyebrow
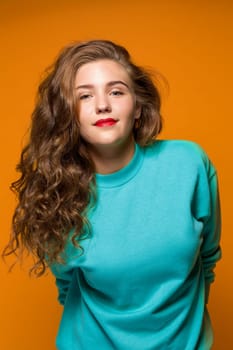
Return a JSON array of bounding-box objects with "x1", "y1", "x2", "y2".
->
[
  {"x1": 107, "y1": 80, "x2": 130, "y2": 88},
  {"x1": 75, "y1": 80, "x2": 130, "y2": 90}
]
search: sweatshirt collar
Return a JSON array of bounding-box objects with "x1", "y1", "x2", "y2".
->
[{"x1": 95, "y1": 143, "x2": 144, "y2": 188}]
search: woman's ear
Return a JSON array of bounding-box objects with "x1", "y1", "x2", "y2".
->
[{"x1": 134, "y1": 103, "x2": 141, "y2": 120}]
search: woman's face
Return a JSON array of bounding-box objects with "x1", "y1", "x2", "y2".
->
[{"x1": 74, "y1": 59, "x2": 140, "y2": 151}]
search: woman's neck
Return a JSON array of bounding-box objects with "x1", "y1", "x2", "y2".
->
[{"x1": 88, "y1": 139, "x2": 136, "y2": 175}]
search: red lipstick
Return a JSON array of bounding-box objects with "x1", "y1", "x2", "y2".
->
[{"x1": 94, "y1": 118, "x2": 117, "y2": 127}]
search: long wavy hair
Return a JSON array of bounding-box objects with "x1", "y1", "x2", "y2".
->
[{"x1": 3, "y1": 40, "x2": 163, "y2": 276}]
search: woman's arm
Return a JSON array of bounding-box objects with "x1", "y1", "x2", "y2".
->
[
  {"x1": 50, "y1": 263, "x2": 75, "y2": 305},
  {"x1": 200, "y1": 171, "x2": 221, "y2": 303}
]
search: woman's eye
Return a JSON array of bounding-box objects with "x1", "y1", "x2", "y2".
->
[
  {"x1": 79, "y1": 94, "x2": 91, "y2": 100},
  {"x1": 111, "y1": 90, "x2": 124, "y2": 96}
]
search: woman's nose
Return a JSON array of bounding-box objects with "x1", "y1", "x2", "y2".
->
[{"x1": 95, "y1": 95, "x2": 112, "y2": 114}]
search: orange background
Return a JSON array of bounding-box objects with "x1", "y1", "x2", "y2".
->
[{"x1": 0, "y1": 1, "x2": 232, "y2": 349}]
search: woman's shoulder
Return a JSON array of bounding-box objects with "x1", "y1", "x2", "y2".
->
[
  {"x1": 147, "y1": 139, "x2": 207, "y2": 156},
  {"x1": 145, "y1": 139, "x2": 216, "y2": 177}
]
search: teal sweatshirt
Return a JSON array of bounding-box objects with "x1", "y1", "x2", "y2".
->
[{"x1": 51, "y1": 140, "x2": 221, "y2": 350}]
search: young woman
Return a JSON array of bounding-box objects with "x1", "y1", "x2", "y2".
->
[{"x1": 4, "y1": 40, "x2": 221, "y2": 349}]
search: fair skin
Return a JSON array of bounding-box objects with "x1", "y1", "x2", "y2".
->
[{"x1": 75, "y1": 59, "x2": 141, "y2": 174}]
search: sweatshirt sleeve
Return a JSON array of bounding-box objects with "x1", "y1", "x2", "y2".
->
[
  {"x1": 49, "y1": 227, "x2": 88, "y2": 305},
  {"x1": 50, "y1": 262, "x2": 75, "y2": 306},
  {"x1": 191, "y1": 147, "x2": 222, "y2": 303},
  {"x1": 200, "y1": 169, "x2": 221, "y2": 303}
]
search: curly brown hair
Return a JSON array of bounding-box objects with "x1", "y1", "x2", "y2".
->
[{"x1": 3, "y1": 40, "x2": 163, "y2": 276}]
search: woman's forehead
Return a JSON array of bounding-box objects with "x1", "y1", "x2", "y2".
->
[{"x1": 74, "y1": 59, "x2": 132, "y2": 87}]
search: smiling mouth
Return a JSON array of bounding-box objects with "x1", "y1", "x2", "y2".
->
[{"x1": 94, "y1": 118, "x2": 118, "y2": 127}]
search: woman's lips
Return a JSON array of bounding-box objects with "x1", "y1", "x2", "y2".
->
[{"x1": 94, "y1": 118, "x2": 117, "y2": 127}]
